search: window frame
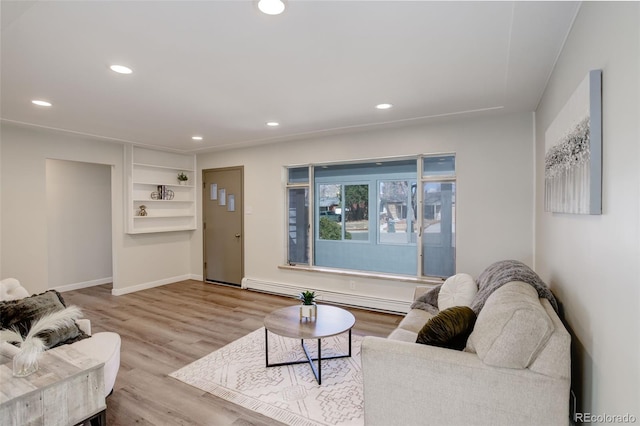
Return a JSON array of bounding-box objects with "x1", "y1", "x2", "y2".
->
[
  {"x1": 418, "y1": 154, "x2": 457, "y2": 278},
  {"x1": 285, "y1": 166, "x2": 312, "y2": 266}
]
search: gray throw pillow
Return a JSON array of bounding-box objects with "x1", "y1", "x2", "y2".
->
[
  {"x1": 0, "y1": 290, "x2": 89, "y2": 348},
  {"x1": 410, "y1": 284, "x2": 442, "y2": 314}
]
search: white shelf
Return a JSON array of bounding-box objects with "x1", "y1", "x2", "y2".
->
[
  {"x1": 129, "y1": 226, "x2": 196, "y2": 234},
  {"x1": 134, "y1": 215, "x2": 194, "y2": 219},
  {"x1": 133, "y1": 199, "x2": 192, "y2": 203},
  {"x1": 133, "y1": 162, "x2": 195, "y2": 172},
  {"x1": 133, "y1": 181, "x2": 195, "y2": 187},
  {"x1": 126, "y1": 146, "x2": 197, "y2": 234}
]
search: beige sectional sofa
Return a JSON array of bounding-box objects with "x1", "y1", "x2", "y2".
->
[{"x1": 362, "y1": 280, "x2": 571, "y2": 426}]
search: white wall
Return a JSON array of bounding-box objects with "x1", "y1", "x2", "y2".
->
[
  {"x1": 535, "y1": 2, "x2": 639, "y2": 418},
  {"x1": 0, "y1": 130, "x2": 3, "y2": 278},
  {"x1": 0, "y1": 123, "x2": 194, "y2": 294},
  {"x1": 194, "y1": 112, "x2": 535, "y2": 308},
  {"x1": 46, "y1": 159, "x2": 112, "y2": 290}
]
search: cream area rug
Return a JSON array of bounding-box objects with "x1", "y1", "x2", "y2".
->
[{"x1": 169, "y1": 327, "x2": 364, "y2": 426}]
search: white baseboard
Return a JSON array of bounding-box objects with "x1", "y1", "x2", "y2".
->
[
  {"x1": 242, "y1": 277, "x2": 411, "y2": 314},
  {"x1": 53, "y1": 277, "x2": 113, "y2": 293},
  {"x1": 111, "y1": 274, "x2": 192, "y2": 296},
  {"x1": 189, "y1": 274, "x2": 204, "y2": 281}
]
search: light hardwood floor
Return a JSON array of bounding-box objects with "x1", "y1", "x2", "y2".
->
[{"x1": 63, "y1": 280, "x2": 402, "y2": 426}]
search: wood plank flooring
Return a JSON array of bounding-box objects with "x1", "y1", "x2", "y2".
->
[{"x1": 63, "y1": 280, "x2": 402, "y2": 426}]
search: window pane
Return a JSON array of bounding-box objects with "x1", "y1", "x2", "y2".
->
[
  {"x1": 288, "y1": 167, "x2": 309, "y2": 183},
  {"x1": 422, "y1": 182, "x2": 455, "y2": 277},
  {"x1": 288, "y1": 187, "x2": 309, "y2": 264},
  {"x1": 379, "y1": 180, "x2": 416, "y2": 244},
  {"x1": 423, "y1": 155, "x2": 455, "y2": 177},
  {"x1": 318, "y1": 184, "x2": 343, "y2": 240},
  {"x1": 344, "y1": 184, "x2": 369, "y2": 241},
  {"x1": 312, "y1": 160, "x2": 419, "y2": 275}
]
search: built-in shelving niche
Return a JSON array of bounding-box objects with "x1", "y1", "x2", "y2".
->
[{"x1": 125, "y1": 145, "x2": 196, "y2": 234}]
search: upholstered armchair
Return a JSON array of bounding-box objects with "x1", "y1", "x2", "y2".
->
[{"x1": 0, "y1": 278, "x2": 121, "y2": 395}]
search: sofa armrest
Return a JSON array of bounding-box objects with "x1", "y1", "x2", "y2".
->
[
  {"x1": 361, "y1": 336, "x2": 569, "y2": 426},
  {"x1": 76, "y1": 318, "x2": 92, "y2": 336}
]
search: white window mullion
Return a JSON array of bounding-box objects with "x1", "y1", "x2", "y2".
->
[
  {"x1": 308, "y1": 166, "x2": 314, "y2": 266},
  {"x1": 416, "y1": 157, "x2": 424, "y2": 277}
]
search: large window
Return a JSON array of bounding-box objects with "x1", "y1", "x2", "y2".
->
[{"x1": 285, "y1": 155, "x2": 455, "y2": 278}]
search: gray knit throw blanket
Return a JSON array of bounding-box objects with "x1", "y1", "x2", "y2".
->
[
  {"x1": 411, "y1": 260, "x2": 559, "y2": 315},
  {"x1": 471, "y1": 260, "x2": 558, "y2": 314}
]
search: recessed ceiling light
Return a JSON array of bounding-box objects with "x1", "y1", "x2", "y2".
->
[
  {"x1": 192, "y1": 136, "x2": 203, "y2": 141},
  {"x1": 258, "y1": 0, "x2": 285, "y2": 15},
  {"x1": 110, "y1": 64, "x2": 133, "y2": 74},
  {"x1": 266, "y1": 121, "x2": 280, "y2": 127},
  {"x1": 376, "y1": 103, "x2": 393, "y2": 110},
  {"x1": 31, "y1": 100, "x2": 52, "y2": 107}
]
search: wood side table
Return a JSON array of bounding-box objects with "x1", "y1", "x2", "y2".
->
[
  {"x1": 264, "y1": 304, "x2": 356, "y2": 385},
  {"x1": 0, "y1": 345, "x2": 106, "y2": 426}
]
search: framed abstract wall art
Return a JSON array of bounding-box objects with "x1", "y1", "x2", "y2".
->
[{"x1": 544, "y1": 69, "x2": 602, "y2": 214}]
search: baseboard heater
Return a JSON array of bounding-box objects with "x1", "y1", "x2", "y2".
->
[{"x1": 242, "y1": 278, "x2": 411, "y2": 314}]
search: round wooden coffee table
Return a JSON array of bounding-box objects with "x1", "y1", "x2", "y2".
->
[{"x1": 264, "y1": 305, "x2": 355, "y2": 385}]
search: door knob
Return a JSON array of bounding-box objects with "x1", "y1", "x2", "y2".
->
[{"x1": 235, "y1": 233, "x2": 241, "y2": 238}]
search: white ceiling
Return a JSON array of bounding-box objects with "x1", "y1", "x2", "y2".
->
[{"x1": 1, "y1": 1, "x2": 580, "y2": 153}]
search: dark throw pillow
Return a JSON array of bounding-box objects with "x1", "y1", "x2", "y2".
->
[
  {"x1": 416, "y1": 306, "x2": 477, "y2": 350},
  {"x1": 0, "y1": 290, "x2": 89, "y2": 348}
]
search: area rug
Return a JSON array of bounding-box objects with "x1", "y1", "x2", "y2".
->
[{"x1": 169, "y1": 327, "x2": 364, "y2": 426}]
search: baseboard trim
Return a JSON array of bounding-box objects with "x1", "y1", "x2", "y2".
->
[
  {"x1": 189, "y1": 274, "x2": 204, "y2": 281},
  {"x1": 242, "y1": 277, "x2": 410, "y2": 314},
  {"x1": 53, "y1": 277, "x2": 113, "y2": 293},
  {"x1": 111, "y1": 274, "x2": 192, "y2": 296}
]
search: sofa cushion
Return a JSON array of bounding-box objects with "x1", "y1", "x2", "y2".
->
[
  {"x1": 0, "y1": 290, "x2": 88, "y2": 348},
  {"x1": 387, "y1": 328, "x2": 419, "y2": 343},
  {"x1": 466, "y1": 281, "x2": 553, "y2": 369},
  {"x1": 416, "y1": 306, "x2": 476, "y2": 350},
  {"x1": 438, "y1": 273, "x2": 477, "y2": 310}
]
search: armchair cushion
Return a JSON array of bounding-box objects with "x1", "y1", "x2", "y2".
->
[{"x1": 0, "y1": 290, "x2": 89, "y2": 348}]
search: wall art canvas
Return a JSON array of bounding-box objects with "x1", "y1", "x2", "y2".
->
[{"x1": 545, "y1": 69, "x2": 602, "y2": 214}]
